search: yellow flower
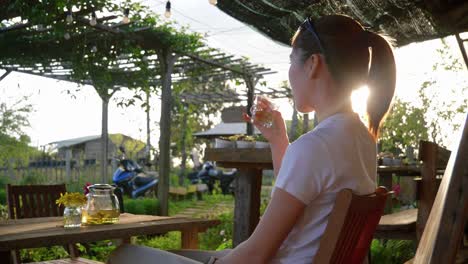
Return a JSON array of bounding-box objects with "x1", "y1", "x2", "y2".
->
[{"x1": 56, "y1": 192, "x2": 87, "y2": 207}]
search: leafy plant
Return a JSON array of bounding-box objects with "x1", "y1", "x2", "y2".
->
[{"x1": 370, "y1": 239, "x2": 415, "y2": 263}]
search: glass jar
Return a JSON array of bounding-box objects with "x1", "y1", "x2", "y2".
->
[
  {"x1": 64, "y1": 206, "x2": 82, "y2": 228},
  {"x1": 82, "y1": 184, "x2": 120, "y2": 225}
]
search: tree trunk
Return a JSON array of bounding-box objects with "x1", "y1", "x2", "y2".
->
[
  {"x1": 101, "y1": 98, "x2": 109, "y2": 183},
  {"x1": 179, "y1": 108, "x2": 188, "y2": 186},
  {"x1": 303, "y1": 113, "x2": 309, "y2": 134},
  {"x1": 289, "y1": 103, "x2": 298, "y2": 140},
  {"x1": 158, "y1": 49, "x2": 178, "y2": 216},
  {"x1": 146, "y1": 89, "x2": 151, "y2": 167}
]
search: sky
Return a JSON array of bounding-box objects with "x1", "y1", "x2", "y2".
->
[{"x1": 0, "y1": 0, "x2": 467, "y2": 150}]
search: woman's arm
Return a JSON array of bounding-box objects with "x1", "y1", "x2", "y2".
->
[{"x1": 218, "y1": 188, "x2": 305, "y2": 263}]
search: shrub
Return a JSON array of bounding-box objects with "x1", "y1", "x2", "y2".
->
[
  {"x1": 199, "y1": 211, "x2": 234, "y2": 250},
  {"x1": 20, "y1": 246, "x2": 69, "y2": 262},
  {"x1": 124, "y1": 197, "x2": 159, "y2": 215}
]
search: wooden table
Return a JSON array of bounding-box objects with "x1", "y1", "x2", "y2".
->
[
  {"x1": 0, "y1": 213, "x2": 220, "y2": 263},
  {"x1": 205, "y1": 148, "x2": 272, "y2": 247}
]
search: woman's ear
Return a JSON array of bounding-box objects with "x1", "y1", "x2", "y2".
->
[{"x1": 306, "y1": 54, "x2": 322, "y2": 79}]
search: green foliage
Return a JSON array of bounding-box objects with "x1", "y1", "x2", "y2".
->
[
  {"x1": 138, "y1": 232, "x2": 181, "y2": 251},
  {"x1": 285, "y1": 113, "x2": 314, "y2": 142},
  {"x1": 380, "y1": 39, "x2": 467, "y2": 152},
  {"x1": 370, "y1": 239, "x2": 415, "y2": 263},
  {"x1": 417, "y1": 39, "x2": 468, "y2": 147},
  {"x1": 199, "y1": 211, "x2": 234, "y2": 250},
  {"x1": 109, "y1": 134, "x2": 145, "y2": 159},
  {"x1": 124, "y1": 197, "x2": 159, "y2": 215},
  {"x1": 20, "y1": 246, "x2": 69, "y2": 262},
  {"x1": 0, "y1": 97, "x2": 39, "y2": 166},
  {"x1": 0, "y1": 204, "x2": 8, "y2": 220},
  {"x1": 379, "y1": 98, "x2": 428, "y2": 154},
  {"x1": 79, "y1": 241, "x2": 117, "y2": 261}
]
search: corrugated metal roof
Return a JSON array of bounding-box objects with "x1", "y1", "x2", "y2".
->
[
  {"x1": 193, "y1": 122, "x2": 260, "y2": 138},
  {"x1": 49, "y1": 135, "x2": 101, "y2": 149}
]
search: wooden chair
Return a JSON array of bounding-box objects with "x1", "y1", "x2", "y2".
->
[
  {"x1": 405, "y1": 114, "x2": 468, "y2": 263},
  {"x1": 6, "y1": 184, "x2": 79, "y2": 263},
  {"x1": 374, "y1": 140, "x2": 450, "y2": 242},
  {"x1": 313, "y1": 187, "x2": 391, "y2": 264},
  {"x1": 7, "y1": 184, "x2": 66, "y2": 219}
]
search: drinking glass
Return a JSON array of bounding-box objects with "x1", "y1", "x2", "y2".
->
[{"x1": 250, "y1": 95, "x2": 278, "y2": 128}]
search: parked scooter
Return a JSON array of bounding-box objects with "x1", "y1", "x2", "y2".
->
[
  {"x1": 112, "y1": 147, "x2": 158, "y2": 198},
  {"x1": 188, "y1": 161, "x2": 236, "y2": 195}
]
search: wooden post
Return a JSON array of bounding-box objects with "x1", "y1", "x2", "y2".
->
[
  {"x1": 101, "y1": 97, "x2": 109, "y2": 184},
  {"x1": 65, "y1": 148, "x2": 72, "y2": 183},
  {"x1": 233, "y1": 168, "x2": 262, "y2": 246},
  {"x1": 416, "y1": 141, "x2": 439, "y2": 241},
  {"x1": 179, "y1": 105, "x2": 189, "y2": 186},
  {"x1": 245, "y1": 75, "x2": 255, "y2": 135},
  {"x1": 181, "y1": 227, "x2": 199, "y2": 249},
  {"x1": 157, "y1": 49, "x2": 178, "y2": 216}
]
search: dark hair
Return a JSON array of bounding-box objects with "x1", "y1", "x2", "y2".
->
[{"x1": 291, "y1": 15, "x2": 396, "y2": 139}]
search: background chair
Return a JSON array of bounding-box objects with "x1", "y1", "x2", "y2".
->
[
  {"x1": 7, "y1": 184, "x2": 66, "y2": 219},
  {"x1": 6, "y1": 184, "x2": 79, "y2": 263},
  {"x1": 313, "y1": 187, "x2": 391, "y2": 264}
]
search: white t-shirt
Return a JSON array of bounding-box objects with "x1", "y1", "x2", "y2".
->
[{"x1": 271, "y1": 112, "x2": 377, "y2": 264}]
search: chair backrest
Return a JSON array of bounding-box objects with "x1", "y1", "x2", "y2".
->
[
  {"x1": 314, "y1": 187, "x2": 390, "y2": 264},
  {"x1": 412, "y1": 114, "x2": 468, "y2": 263},
  {"x1": 6, "y1": 184, "x2": 66, "y2": 219}
]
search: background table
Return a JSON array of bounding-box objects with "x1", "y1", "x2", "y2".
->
[
  {"x1": 205, "y1": 148, "x2": 427, "y2": 244},
  {"x1": 205, "y1": 148, "x2": 271, "y2": 247}
]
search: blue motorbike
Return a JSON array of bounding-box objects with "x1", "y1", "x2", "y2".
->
[{"x1": 112, "y1": 147, "x2": 158, "y2": 198}]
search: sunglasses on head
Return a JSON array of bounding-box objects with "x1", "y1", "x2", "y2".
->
[{"x1": 300, "y1": 17, "x2": 326, "y2": 54}]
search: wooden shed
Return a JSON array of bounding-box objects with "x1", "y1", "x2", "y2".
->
[{"x1": 50, "y1": 133, "x2": 146, "y2": 162}]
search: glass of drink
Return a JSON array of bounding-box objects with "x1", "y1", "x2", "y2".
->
[{"x1": 250, "y1": 95, "x2": 278, "y2": 128}]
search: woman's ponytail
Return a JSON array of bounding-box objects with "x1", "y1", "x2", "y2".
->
[{"x1": 366, "y1": 32, "x2": 396, "y2": 140}]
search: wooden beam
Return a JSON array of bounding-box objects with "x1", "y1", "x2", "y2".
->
[
  {"x1": 0, "y1": 70, "x2": 11, "y2": 82},
  {"x1": 455, "y1": 33, "x2": 468, "y2": 70},
  {"x1": 413, "y1": 114, "x2": 468, "y2": 263}
]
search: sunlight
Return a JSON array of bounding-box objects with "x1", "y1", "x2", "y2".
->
[{"x1": 351, "y1": 86, "x2": 369, "y2": 118}]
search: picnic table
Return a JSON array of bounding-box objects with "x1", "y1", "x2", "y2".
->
[
  {"x1": 0, "y1": 213, "x2": 220, "y2": 263},
  {"x1": 205, "y1": 148, "x2": 429, "y2": 245}
]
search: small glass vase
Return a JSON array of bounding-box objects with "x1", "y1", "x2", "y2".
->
[{"x1": 63, "y1": 206, "x2": 82, "y2": 228}]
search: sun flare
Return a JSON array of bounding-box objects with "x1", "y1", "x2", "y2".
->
[{"x1": 351, "y1": 86, "x2": 369, "y2": 118}]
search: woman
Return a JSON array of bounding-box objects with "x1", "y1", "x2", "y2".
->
[{"x1": 108, "y1": 14, "x2": 396, "y2": 264}]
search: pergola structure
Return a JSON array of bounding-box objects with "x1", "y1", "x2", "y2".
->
[{"x1": 0, "y1": 1, "x2": 291, "y2": 215}]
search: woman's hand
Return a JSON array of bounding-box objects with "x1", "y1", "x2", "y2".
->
[{"x1": 243, "y1": 96, "x2": 288, "y2": 146}]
